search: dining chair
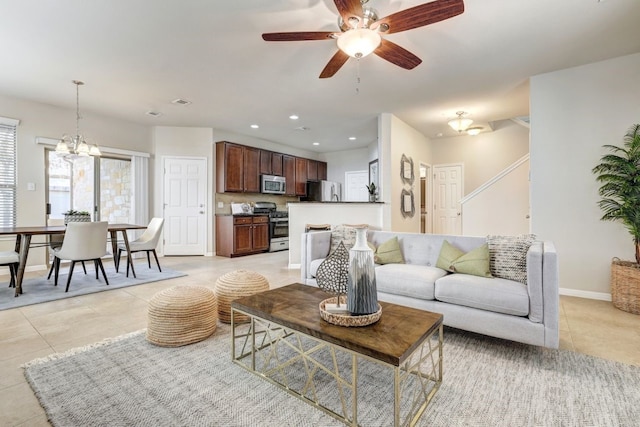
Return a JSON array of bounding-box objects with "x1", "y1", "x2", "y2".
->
[
  {"x1": 52, "y1": 221, "x2": 109, "y2": 292},
  {"x1": 117, "y1": 218, "x2": 164, "y2": 277},
  {"x1": 46, "y1": 218, "x2": 87, "y2": 280},
  {"x1": 0, "y1": 251, "x2": 19, "y2": 288}
]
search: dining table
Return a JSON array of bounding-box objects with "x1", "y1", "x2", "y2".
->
[{"x1": 0, "y1": 223, "x2": 147, "y2": 297}]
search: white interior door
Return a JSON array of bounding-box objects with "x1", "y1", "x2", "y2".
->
[
  {"x1": 433, "y1": 164, "x2": 463, "y2": 235},
  {"x1": 163, "y1": 157, "x2": 207, "y2": 255},
  {"x1": 345, "y1": 170, "x2": 368, "y2": 201}
]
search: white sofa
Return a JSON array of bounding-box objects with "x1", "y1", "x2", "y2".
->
[{"x1": 301, "y1": 230, "x2": 559, "y2": 349}]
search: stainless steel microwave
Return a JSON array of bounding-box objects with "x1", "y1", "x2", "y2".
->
[{"x1": 261, "y1": 174, "x2": 286, "y2": 194}]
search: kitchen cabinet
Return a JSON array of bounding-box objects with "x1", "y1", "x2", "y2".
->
[
  {"x1": 216, "y1": 142, "x2": 260, "y2": 193},
  {"x1": 259, "y1": 150, "x2": 272, "y2": 175},
  {"x1": 295, "y1": 157, "x2": 308, "y2": 196},
  {"x1": 272, "y1": 153, "x2": 283, "y2": 176},
  {"x1": 215, "y1": 215, "x2": 269, "y2": 257},
  {"x1": 283, "y1": 155, "x2": 296, "y2": 196},
  {"x1": 307, "y1": 160, "x2": 318, "y2": 181},
  {"x1": 216, "y1": 142, "x2": 244, "y2": 192},
  {"x1": 318, "y1": 161, "x2": 327, "y2": 180},
  {"x1": 243, "y1": 147, "x2": 261, "y2": 193}
]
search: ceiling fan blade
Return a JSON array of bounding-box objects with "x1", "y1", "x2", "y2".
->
[
  {"x1": 333, "y1": 0, "x2": 364, "y2": 27},
  {"x1": 319, "y1": 50, "x2": 350, "y2": 79},
  {"x1": 374, "y1": 39, "x2": 422, "y2": 70},
  {"x1": 372, "y1": 0, "x2": 464, "y2": 34},
  {"x1": 262, "y1": 32, "x2": 337, "y2": 42}
]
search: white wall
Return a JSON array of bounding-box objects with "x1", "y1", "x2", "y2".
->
[
  {"x1": 0, "y1": 93, "x2": 152, "y2": 266},
  {"x1": 462, "y1": 158, "x2": 530, "y2": 236},
  {"x1": 319, "y1": 147, "x2": 369, "y2": 190},
  {"x1": 430, "y1": 120, "x2": 529, "y2": 195},
  {"x1": 530, "y1": 52, "x2": 640, "y2": 298},
  {"x1": 379, "y1": 113, "x2": 431, "y2": 233}
]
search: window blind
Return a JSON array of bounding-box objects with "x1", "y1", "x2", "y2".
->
[{"x1": 0, "y1": 118, "x2": 17, "y2": 227}]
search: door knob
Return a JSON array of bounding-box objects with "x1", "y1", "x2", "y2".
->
[{"x1": 199, "y1": 211, "x2": 205, "y2": 214}]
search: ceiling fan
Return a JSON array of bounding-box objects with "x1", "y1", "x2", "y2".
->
[{"x1": 262, "y1": 0, "x2": 465, "y2": 78}]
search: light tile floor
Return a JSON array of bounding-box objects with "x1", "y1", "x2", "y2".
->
[{"x1": 1, "y1": 251, "x2": 639, "y2": 426}]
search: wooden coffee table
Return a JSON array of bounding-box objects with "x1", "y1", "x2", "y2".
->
[{"x1": 231, "y1": 283, "x2": 443, "y2": 426}]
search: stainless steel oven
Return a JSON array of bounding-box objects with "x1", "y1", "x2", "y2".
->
[{"x1": 254, "y1": 201, "x2": 288, "y2": 252}]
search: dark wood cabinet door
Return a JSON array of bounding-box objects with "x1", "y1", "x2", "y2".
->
[
  {"x1": 317, "y1": 161, "x2": 327, "y2": 181},
  {"x1": 243, "y1": 147, "x2": 261, "y2": 193},
  {"x1": 234, "y1": 224, "x2": 253, "y2": 254},
  {"x1": 259, "y1": 150, "x2": 272, "y2": 175},
  {"x1": 252, "y1": 223, "x2": 270, "y2": 251},
  {"x1": 272, "y1": 153, "x2": 283, "y2": 176},
  {"x1": 222, "y1": 143, "x2": 244, "y2": 192},
  {"x1": 307, "y1": 160, "x2": 318, "y2": 181},
  {"x1": 283, "y1": 155, "x2": 296, "y2": 195},
  {"x1": 295, "y1": 157, "x2": 308, "y2": 196}
]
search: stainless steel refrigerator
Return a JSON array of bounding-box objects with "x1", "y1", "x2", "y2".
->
[{"x1": 307, "y1": 180, "x2": 342, "y2": 202}]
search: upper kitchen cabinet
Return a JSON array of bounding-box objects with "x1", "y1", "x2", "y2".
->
[
  {"x1": 307, "y1": 160, "x2": 318, "y2": 182},
  {"x1": 259, "y1": 150, "x2": 272, "y2": 175},
  {"x1": 216, "y1": 142, "x2": 243, "y2": 192},
  {"x1": 272, "y1": 153, "x2": 283, "y2": 176},
  {"x1": 295, "y1": 157, "x2": 307, "y2": 196},
  {"x1": 317, "y1": 161, "x2": 327, "y2": 180},
  {"x1": 215, "y1": 141, "x2": 260, "y2": 193},
  {"x1": 283, "y1": 155, "x2": 296, "y2": 196}
]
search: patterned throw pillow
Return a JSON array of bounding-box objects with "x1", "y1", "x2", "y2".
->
[{"x1": 487, "y1": 234, "x2": 536, "y2": 284}]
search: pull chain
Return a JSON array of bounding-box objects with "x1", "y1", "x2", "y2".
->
[{"x1": 355, "y1": 57, "x2": 361, "y2": 95}]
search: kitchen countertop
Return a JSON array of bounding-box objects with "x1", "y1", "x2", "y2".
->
[
  {"x1": 289, "y1": 201, "x2": 385, "y2": 204},
  {"x1": 215, "y1": 213, "x2": 268, "y2": 217}
]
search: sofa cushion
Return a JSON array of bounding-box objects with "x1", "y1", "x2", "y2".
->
[
  {"x1": 374, "y1": 236, "x2": 404, "y2": 265},
  {"x1": 435, "y1": 274, "x2": 529, "y2": 316},
  {"x1": 376, "y1": 264, "x2": 447, "y2": 301},
  {"x1": 487, "y1": 234, "x2": 535, "y2": 284}
]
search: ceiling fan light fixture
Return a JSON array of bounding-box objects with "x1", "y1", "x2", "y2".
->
[
  {"x1": 448, "y1": 111, "x2": 473, "y2": 133},
  {"x1": 337, "y1": 28, "x2": 381, "y2": 58}
]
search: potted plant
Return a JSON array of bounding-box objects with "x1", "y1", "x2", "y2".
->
[
  {"x1": 63, "y1": 209, "x2": 91, "y2": 225},
  {"x1": 366, "y1": 182, "x2": 378, "y2": 202},
  {"x1": 592, "y1": 123, "x2": 640, "y2": 314}
]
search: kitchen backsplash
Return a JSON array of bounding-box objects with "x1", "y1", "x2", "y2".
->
[{"x1": 215, "y1": 193, "x2": 298, "y2": 215}]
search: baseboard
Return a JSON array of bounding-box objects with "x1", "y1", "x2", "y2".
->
[
  {"x1": 288, "y1": 263, "x2": 301, "y2": 270},
  {"x1": 559, "y1": 287, "x2": 612, "y2": 301}
]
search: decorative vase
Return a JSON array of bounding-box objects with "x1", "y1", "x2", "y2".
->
[
  {"x1": 369, "y1": 193, "x2": 376, "y2": 202},
  {"x1": 347, "y1": 227, "x2": 378, "y2": 315}
]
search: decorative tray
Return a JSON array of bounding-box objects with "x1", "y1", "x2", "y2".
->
[{"x1": 319, "y1": 297, "x2": 382, "y2": 327}]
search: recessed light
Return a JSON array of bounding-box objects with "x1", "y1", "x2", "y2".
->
[
  {"x1": 312, "y1": 142, "x2": 320, "y2": 146},
  {"x1": 289, "y1": 115, "x2": 299, "y2": 120},
  {"x1": 348, "y1": 136, "x2": 356, "y2": 141},
  {"x1": 250, "y1": 124, "x2": 259, "y2": 129}
]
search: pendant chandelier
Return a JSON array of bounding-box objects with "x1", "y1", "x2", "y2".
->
[
  {"x1": 55, "y1": 80, "x2": 101, "y2": 157},
  {"x1": 448, "y1": 111, "x2": 473, "y2": 133}
]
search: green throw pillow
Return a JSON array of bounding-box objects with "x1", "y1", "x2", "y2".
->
[
  {"x1": 436, "y1": 240, "x2": 492, "y2": 278},
  {"x1": 436, "y1": 240, "x2": 464, "y2": 272},
  {"x1": 374, "y1": 236, "x2": 404, "y2": 264}
]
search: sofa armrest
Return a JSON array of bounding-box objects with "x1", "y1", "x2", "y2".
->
[
  {"x1": 300, "y1": 230, "x2": 332, "y2": 281},
  {"x1": 542, "y1": 241, "x2": 559, "y2": 348},
  {"x1": 527, "y1": 242, "x2": 544, "y2": 323}
]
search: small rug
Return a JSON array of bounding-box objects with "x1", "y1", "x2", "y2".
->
[
  {"x1": 0, "y1": 265, "x2": 186, "y2": 311},
  {"x1": 24, "y1": 324, "x2": 640, "y2": 427}
]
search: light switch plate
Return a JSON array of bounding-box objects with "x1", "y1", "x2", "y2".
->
[
  {"x1": 27, "y1": 182, "x2": 36, "y2": 191},
  {"x1": 217, "y1": 202, "x2": 223, "y2": 208}
]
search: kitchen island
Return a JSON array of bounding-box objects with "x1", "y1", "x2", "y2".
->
[{"x1": 288, "y1": 201, "x2": 387, "y2": 268}]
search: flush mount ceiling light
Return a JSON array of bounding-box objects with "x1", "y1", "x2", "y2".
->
[
  {"x1": 448, "y1": 111, "x2": 473, "y2": 133},
  {"x1": 55, "y1": 80, "x2": 101, "y2": 157}
]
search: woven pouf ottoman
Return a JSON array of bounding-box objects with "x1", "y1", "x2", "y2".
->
[
  {"x1": 147, "y1": 285, "x2": 218, "y2": 347},
  {"x1": 214, "y1": 270, "x2": 269, "y2": 323}
]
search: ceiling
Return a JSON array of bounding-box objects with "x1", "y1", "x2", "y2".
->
[{"x1": 0, "y1": 0, "x2": 638, "y2": 153}]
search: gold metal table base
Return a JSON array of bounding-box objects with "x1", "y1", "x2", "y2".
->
[{"x1": 231, "y1": 308, "x2": 443, "y2": 427}]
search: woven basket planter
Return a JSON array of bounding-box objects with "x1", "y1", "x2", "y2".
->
[
  {"x1": 147, "y1": 285, "x2": 218, "y2": 347},
  {"x1": 214, "y1": 270, "x2": 269, "y2": 323},
  {"x1": 64, "y1": 214, "x2": 91, "y2": 225},
  {"x1": 611, "y1": 259, "x2": 640, "y2": 315}
]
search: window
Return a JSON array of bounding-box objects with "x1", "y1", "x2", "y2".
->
[{"x1": 0, "y1": 117, "x2": 18, "y2": 227}]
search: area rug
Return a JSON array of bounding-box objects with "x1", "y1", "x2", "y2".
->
[
  {"x1": 0, "y1": 266, "x2": 186, "y2": 311},
  {"x1": 23, "y1": 324, "x2": 640, "y2": 427}
]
